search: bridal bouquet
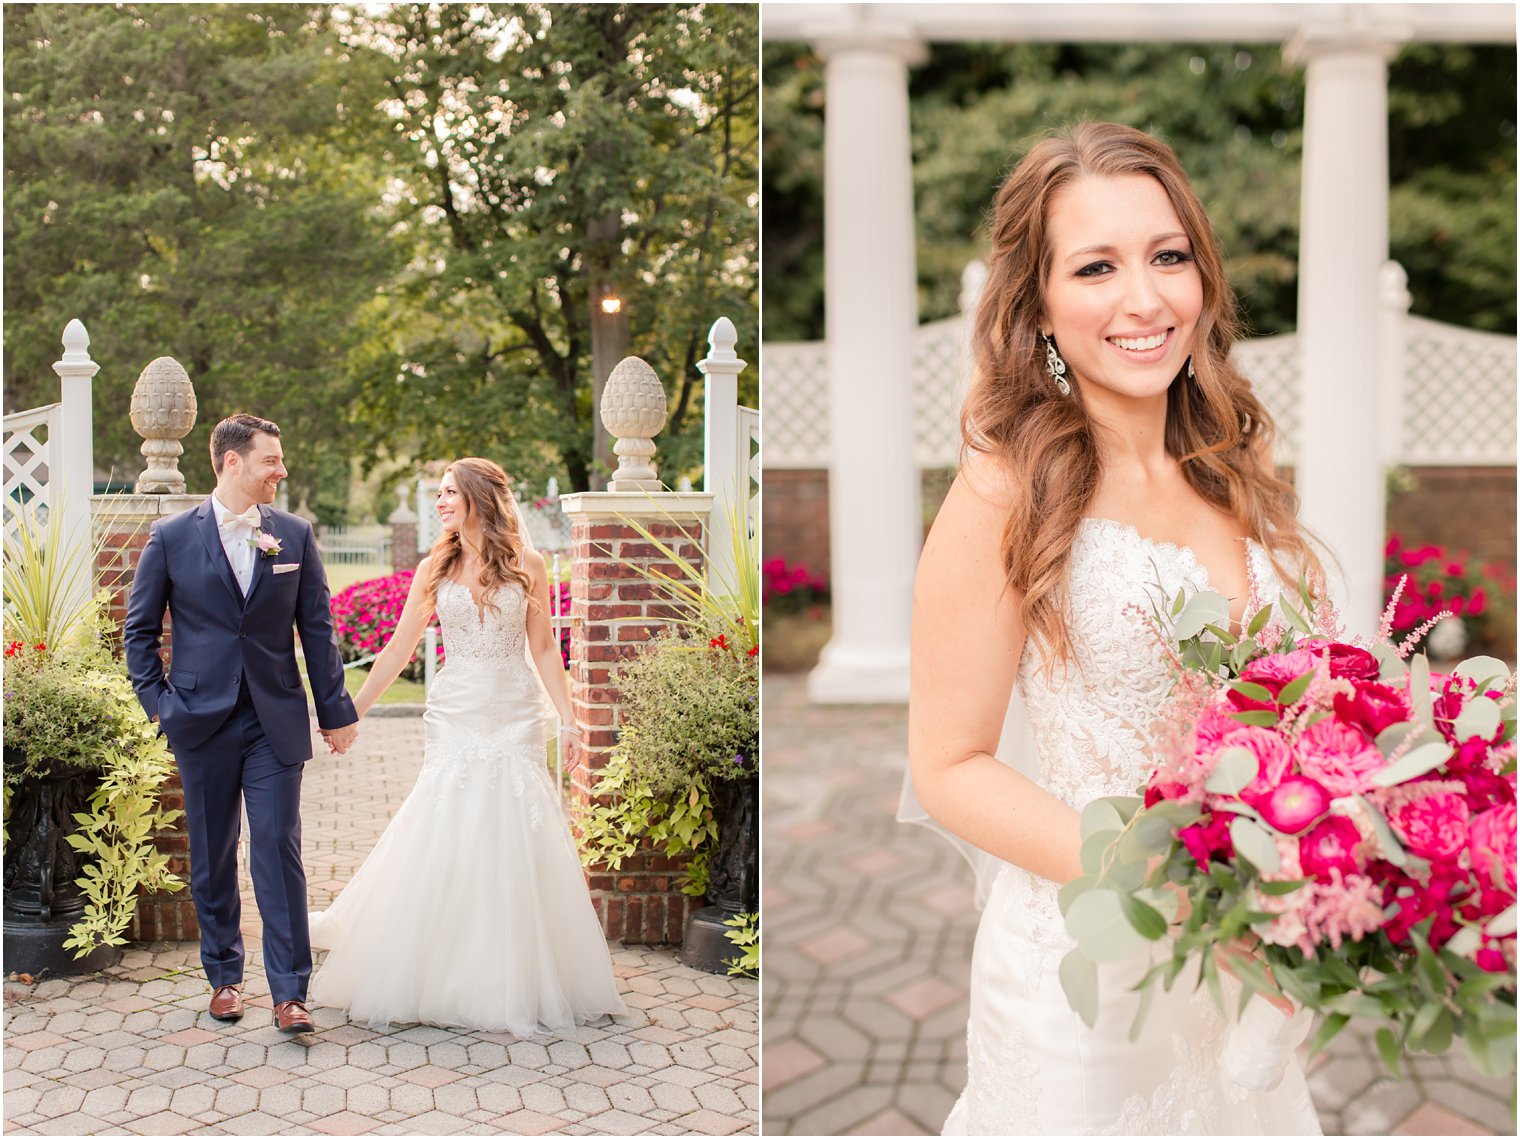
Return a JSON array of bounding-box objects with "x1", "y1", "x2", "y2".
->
[{"x1": 1060, "y1": 579, "x2": 1517, "y2": 1082}]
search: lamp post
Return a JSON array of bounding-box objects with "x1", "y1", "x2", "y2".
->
[{"x1": 589, "y1": 281, "x2": 630, "y2": 492}]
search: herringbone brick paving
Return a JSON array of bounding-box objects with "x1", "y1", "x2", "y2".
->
[{"x1": 5, "y1": 713, "x2": 757, "y2": 1136}]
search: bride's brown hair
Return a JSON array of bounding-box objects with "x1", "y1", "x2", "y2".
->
[
  {"x1": 425, "y1": 457, "x2": 536, "y2": 615},
  {"x1": 963, "y1": 121, "x2": 1321, "y2": 668}
]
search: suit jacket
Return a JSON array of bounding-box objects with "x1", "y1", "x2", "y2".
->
[{"x1": 124, "y1": 498, "x2": 357, "y2": 764}]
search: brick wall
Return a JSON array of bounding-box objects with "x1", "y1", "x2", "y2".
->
[
  {"x1": 561, "y1": 493, "x2": 714, "y2": 945},
  {"x1": 93, "y1": 493, "x2": 203, "y2": 942}
]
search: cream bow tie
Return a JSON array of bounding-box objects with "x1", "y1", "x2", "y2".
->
[{"x1": 221, "y1": 505, "x2": 262, "y2": 531}]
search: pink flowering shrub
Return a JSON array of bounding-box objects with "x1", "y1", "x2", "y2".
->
[
  {"x1": 1384, "y1": 534, "x2": 1514, "y2": 648},
  {"x1": 332, "y1": 572, "x2": 572, "y2": 683},
  {"x1": 763, "y1": 557, "x2": 829, "y2": 616}
]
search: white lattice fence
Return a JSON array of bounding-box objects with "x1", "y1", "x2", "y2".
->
[
  {"x1": 761, "y1": 341, "x2": 830, "y2": 468},
  {"x1": 3, "y1": 403, "x2": 61, "y2": 540},
  {"x1": 1403, "y1": 316, "x2": 1517, "y2": 466},
  {"x1": 740, "y1": 404, "x2": 760, "y2": 531},
  {"x1": 1232, "y1": 333, "x2": 1303, "y2": 466},
  {"x1": 912, "y1": 315, "x2": 973, "y2": 467}
]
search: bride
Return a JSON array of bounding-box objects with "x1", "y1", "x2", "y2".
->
[
  {"x1": 907, "y1": 123, "x2": 1324, "y2": 1133},
  {"x1": 309, "y1": 457, "x2": 627, "y2": 1034}
]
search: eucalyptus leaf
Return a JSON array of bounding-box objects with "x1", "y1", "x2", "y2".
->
[
  {"x1": 1374, "y1": 721, "x2": 1421, "y2": 758},
  {"x1": 1277, "y1": 670, "x2": 1314, "y2": 708},
  {"x1": 1229, "y1": 817, "x2": 1281, "y2": 874},
  {"x1": 1338, "y1": 795, "x2": 1408, "y2": 867},
  {"x1": 1371, "y1": 641, "x2": 1408, "y2": 681},
  {"x1": 1370, "y1": 741, "x2": 1455, "y2": 787},
  {"x1": 1246, "y1": 605, "x2": 1273, "y2": 637},
  {"x1": 1081, "y1": 799, "x2": 1126, "y2": 841},
  {"x1": 1175, "y1": 591, "x2": 1232, "y2": 640},
  {"x1": 1409, "y1": 655, "x2": 1433, "y2": 726},
  {"x1": 1230, "y1": 680, "x2": 1275, "y2": 704},
  {"x1": 1454, "y1": 654, "x2": 1511, "y2": 692},
  {"x1": 1453, "y1": 695, "x2": 1502, "y2": 742},
  {"x1": 1205, "y1": 747, "x2": 1260, "y2": 796},
  {"x1": 1225, "y1": 709, "x2": 1279, "y2": 728},
  {"x1": 1059, "y1": 949, "x2": 1101, "y2": 1028},
  {"x1": 1486, "y1": 903, "x2": 1518, "y2": 938},
  {"x1": 1375, "y1": 1027, "x2": 1404, "y2": 1078},
  {"x1": 1118, "y1": 893, "x2": 1169, "y2": 940},
  {"x1": 1065, "y1": 890, "x2": 1146, "y2": 963},
  {"x1": 1057, "y1": 874, "x2": 1096, "y2": 918},
  {"x1": 1202, "y1": 623, "x2": 1239, "y2": 645},
  {"x1": 1080, "y1": 829, "x2": 1122, "y2": 877}
]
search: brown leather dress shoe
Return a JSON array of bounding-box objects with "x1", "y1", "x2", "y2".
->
[
  {"x1": 208, "y1": 985, "x2": 244, "y2": 1022},
  {"x1": 274, "y1": 1000, "x2": 315, "y2": 1033}
]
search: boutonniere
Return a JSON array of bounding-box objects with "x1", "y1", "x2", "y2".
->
[{"x1": 250, "y1": 531, "x2": 283, "y2": 558}]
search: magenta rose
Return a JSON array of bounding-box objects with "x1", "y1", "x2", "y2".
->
[
  {"x1": 1144, "y1": 780, "x2": 1188, "y2": 808},
  {"x1": 1297, "y1": 719, "x2": 1386, "y2": 797},
  {"x1": 1179, "y1": 813, "x2": 1235, "y2": 871},
  {"x1": 1333, "y1": 681, "x2": 1411, "y2": 738},
  {"x1": 1297, "y1": 639, "x2": 1380, "y2": 682},
  {"x1": 1298, "y1": 815, "x2": 1364, "y2": 878},
  {"x1": 1230, "y1": 727, "x2": 1295, "y2": 810},
  {"x1": 1389, "y1": 791, "x2": 1471, "y2": 861},
  {"x1": 1378, "y1": 860, "x2": 1467, "y2": 948},
  {"x1": 1476, "y1": 945, "x2": 1509, "y2": 973},
  {"x1": 1232, "y1": 650, "x2": 1318, "y2": 711},
  {"x1": 1257, "y1": 776, "x2": 1332, "y2": 835},
  {"x1": 1470, "y1": 802, "x2": 1517, "y2": 900}
]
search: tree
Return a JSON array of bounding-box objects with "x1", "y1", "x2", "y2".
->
[
  {"x1": 3, "y1": 3, "x2": 402, "y2": 521},
  {"x1": 341, "y1": 2, "x2": 759, "y2": 494},
  {"x1": 762, "y1": 39, "x2": 1515, "y2": 341}
]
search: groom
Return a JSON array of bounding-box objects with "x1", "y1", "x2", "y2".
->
[{"x1": 125, "y1": 413, "x2": 358, "y2": 1034}]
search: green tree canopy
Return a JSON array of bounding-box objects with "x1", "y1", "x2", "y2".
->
[
  {"x1": 762, "y1": 39, "x2": 1515, "y2": 342},
  {"x1": 3, "y1": 3, "x2": 402, "y2": 518}
]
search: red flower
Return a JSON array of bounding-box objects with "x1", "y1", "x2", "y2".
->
[
  {"x1": 1333, "y1": 681, "x2": 1411, "y2": 738},
  {"x1": 1299, "y1": 815, "x2": 1364, "y2": 878},
  {"x1": 709, "y1": 634, "x2": 729, "y2": 650},
  {"x1": 1179, "y1": 813, "x2": 1235, "y2": 870},
  {"x1": 747, "y1": 645, "x2": 759, "y2": 658}
]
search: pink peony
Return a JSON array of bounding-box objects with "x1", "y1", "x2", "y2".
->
[
  {"x1": 1475, "y1": 946, "x2": 1508, "y2": 973},
  {"x1": 1389, "y1": 791, "x2": 1470, "y2": 861},
  {"x1": 1179, "y1": 813, "x2": 1235, "y2": 871},
  {"x1": 1469, "y1": 802, "x2": 1517, "y2": 900},
  {"x1": 1231, "y1": 727, "x2": 1295, "y2": 810},
  {"x1": 1233, "y1": 650, "x2": 1318, "y2": 710},
  {"x1": 1257, "y1": 776, "x2": 1332, "y2": 835},
  {"x1": 1333, "y1": 681, "x2": 1411, "y2": 738},
  {"x1": 1297, "y1": 719, "x2": 1386, "y2": 797},
  {"x1": 1298, "y1": 815, "x2": 1365, "y2": 879},
  {"x1": 1194, "y1": 703, "x2": 1246, "y2": 753}
]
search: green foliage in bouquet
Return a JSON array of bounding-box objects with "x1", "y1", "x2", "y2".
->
[{"x1": 1059, "y1": 583, "x2": 1517, "y2": 1081}]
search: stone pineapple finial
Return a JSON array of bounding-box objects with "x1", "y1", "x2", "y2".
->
[
  {"x1": 129, "y1": 357, "x2": 197, "y2": 493},
  {"x1": 600, "y1": 356, "x2": 668, "y2": 491}
]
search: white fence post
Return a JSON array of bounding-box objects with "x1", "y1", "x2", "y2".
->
[
  {"x1": 1377, "y1": 261, "x2": 1411, "y2": 468},
  {"x1": 700, "y1": 317, "x2": 747, "y2": 589},
  {"x1": 51, "y1": 321, "x2": 97, "y2": 616}
]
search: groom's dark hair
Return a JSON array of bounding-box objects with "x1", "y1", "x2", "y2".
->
[{"x1": 211, "y1": 413, "x2": 282, "y2": 474}]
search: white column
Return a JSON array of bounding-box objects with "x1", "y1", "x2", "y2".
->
[
  {"x1": 51, "y1": 319, "x2": 97, "y2": 616},
  {"x1": 1284, "y1": 22, "x2": 1401, "y2": 638},
  {"x1": 805, "y1": 19, "x2": 926, "y2": 703},
  {"x1": 701, "y1": 316, "x2": 746, "y2": 592}
]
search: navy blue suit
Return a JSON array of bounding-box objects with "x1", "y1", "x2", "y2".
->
[{"x1": 124, "y1": 498, "x2": 356, "y2": 1003}]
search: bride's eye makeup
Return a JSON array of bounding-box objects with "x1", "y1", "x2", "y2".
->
[{"x1": 1154, "y1": 249, "x2": 1194, "y2": 267}]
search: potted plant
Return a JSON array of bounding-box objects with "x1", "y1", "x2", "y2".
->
[{"x1": 2, "y1": 504, "x2": 183, "y2": 975}]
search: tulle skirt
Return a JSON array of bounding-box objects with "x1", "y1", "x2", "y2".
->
[{"x1": 309, "y1": 660, "x2": 628, "y2": 1035}]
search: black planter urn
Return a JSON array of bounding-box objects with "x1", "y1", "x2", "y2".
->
[
  {"x1": 3, "y1": 755, "x2": 122, "y2": 976},
  {"x1": 680, "y1": 776, "x2": 759, "y2": 973}
]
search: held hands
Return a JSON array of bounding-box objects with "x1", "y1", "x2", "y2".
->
[{"x1": 320, "y1": 722, "x2": 359, "y2": 755}]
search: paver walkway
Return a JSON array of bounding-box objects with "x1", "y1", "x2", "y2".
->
[
  {"x1": 6, "y1": 712, "x2": 757, "y2": 1136},
  {"x1": 761, "y1": 671, "x2": 1513, "y2": 1136}
]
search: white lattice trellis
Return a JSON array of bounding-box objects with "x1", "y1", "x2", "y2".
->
[
  {"x1": 739, "y1": 404, "x2": 760, "y2": 532},
  {"x1": 3, "y1": 403, "x2": 60, "y2": 540},
  {"x1": 764, "y1": 306, "x2": 1516, "y2": 472}
]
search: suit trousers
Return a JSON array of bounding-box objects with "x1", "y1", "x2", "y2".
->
[{"x1": 175, "y1": 683, "x2": 311, "y2": 1004}]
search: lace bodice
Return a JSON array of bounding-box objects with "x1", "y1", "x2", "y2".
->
[
  {"x1": 435, "y1": 577, "x2": 529, "y2": 664},
  {"x1": 1019, "y1": 517, "x2": 1276, "y2": 809}
]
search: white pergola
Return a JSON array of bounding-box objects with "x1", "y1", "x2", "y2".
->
[{"x1": 761, "y1": 2, "x2": 1516, "y2": 703}]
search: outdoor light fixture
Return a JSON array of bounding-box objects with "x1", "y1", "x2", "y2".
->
[{"x1": 600, "y1": 295, "x2": 622, "y2": 315}]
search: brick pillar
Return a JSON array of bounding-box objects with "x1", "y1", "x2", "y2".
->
[
  {"x1": 560, "y1": 490, "x2": 714, "y2": 945},
  {"x1": 93, "y1": 492, "x2": 203, "y2": 941},
  {"x1": 388, "y1": 485, "x2": 421, "y2": 574}
]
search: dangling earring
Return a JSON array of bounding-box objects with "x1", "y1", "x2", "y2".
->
[
  {"x1": 1186, "y1": 356, "x2": 1197, "y2": 382},
  {"x1": 1041, "y1": 333, "x2": 1071, "y2": 397}
]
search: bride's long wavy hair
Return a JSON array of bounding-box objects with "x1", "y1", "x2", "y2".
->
[
  {"x1": 963, "y1": 121, "x2": 1322, "y2": 669},
  {"x1": 425, "y1": 457, "x2": 536, "y2": 616}
]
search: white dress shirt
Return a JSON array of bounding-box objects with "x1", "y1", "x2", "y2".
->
[{"x1": 210, "y1": 493, "x2": 258, "y2": 597}]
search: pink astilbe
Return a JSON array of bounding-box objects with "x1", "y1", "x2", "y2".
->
[{"x1": 1257, "y1": 868, "x2": 1387, "y2": 954}]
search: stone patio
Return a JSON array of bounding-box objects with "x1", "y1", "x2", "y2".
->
[
  {"x1": 761, "y1": 671, "x2": 1515, "y2": 1136},
  {"x1": 5, "y1": 713, "x2": 757, "y2": 1136}
]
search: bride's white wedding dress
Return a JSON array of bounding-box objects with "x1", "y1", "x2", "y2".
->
[
  {"x1": 942, "y1": 518, "x2": 1323, "y2": 1135},
  {"x1": 309, "y1": 578, "x2": 627, "y2": 1034}
]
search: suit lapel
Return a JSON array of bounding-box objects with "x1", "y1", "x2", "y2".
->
[
  {"x1": 242, "y1": 505, "x2": 273, "y2": 606},
  {"x1": 197, "y1": 498, "x2": 246, "y2": 608}
]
